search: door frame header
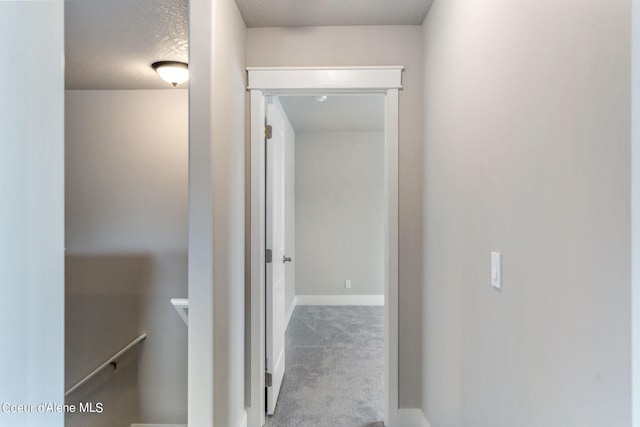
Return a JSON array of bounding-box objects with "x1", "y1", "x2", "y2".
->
[{"x1": 247, "y1": 66, "x2": 403, "y2": 92}]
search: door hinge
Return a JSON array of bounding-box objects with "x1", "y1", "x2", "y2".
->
[
  {"x1": 265, "y1": 124, "x2": 273, "y2": 140},
  {"x1": 265, "y1": 372, "x2": 272, "y2": 387},
  {"x1": 265, "y1": 249, "x2": 272, "y2": 264}
]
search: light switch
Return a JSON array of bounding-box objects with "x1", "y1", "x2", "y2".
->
[
  {"x1": 345, "y1": 279, "x2": 352, "y2": 289},
  {"x1": 491, "y1": 252, "x2": 502, "y2": 291}
]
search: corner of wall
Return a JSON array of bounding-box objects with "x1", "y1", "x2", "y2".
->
[{"x1": 398, "y1": 408, "x2": 431, "y2": 427}]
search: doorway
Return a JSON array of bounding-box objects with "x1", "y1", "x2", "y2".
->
[
  {"x1": 248, "y1": 66, "x2": 402, "y2": 427},
  {"x1": 265, "y1": 93, "x2": 386, "y2": 425}
]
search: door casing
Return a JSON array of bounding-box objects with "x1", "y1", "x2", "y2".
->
[{"x1": 247, "y1": 66, "x2": 402, "y2": 427}]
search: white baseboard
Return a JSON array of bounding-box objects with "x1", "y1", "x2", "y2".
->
[
  {"x1": 285, "y1": 296, "x2": 297, "y2": 331},
  {"x1": 237, "y1": 410, "x2": 247, "y2": 427},
  {"x1": 131, "y1": 410, "x2": 246, "y2": 427},
  {"x1": 131, "y1": 424, "x2": 187, "y2": 427},
  {"x1": 295, "y1": 294, "x2": 384, "y2": 306},
  {"x1": 131, "y1": 410, "x2": 425, "y2": 427},
  {"x1": 398, "y1": 408, "x2": 431, "y2": 427}
]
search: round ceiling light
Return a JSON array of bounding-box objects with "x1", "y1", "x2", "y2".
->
[{"x1": 151, "y1": 61, "x2": 189, "y2": 87}]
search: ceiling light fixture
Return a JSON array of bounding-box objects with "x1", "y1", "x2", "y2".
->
[{"x1": 151, "y1": 61, "x2": 189, "y2": 87}]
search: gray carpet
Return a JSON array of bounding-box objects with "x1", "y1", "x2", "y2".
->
[{"x1": 265, "y1": 305, "x2": 384, "y2": 427}]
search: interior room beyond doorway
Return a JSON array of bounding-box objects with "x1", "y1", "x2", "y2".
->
[{"x1": 263, "y1": 93, "x2": 386, "y2": 426}]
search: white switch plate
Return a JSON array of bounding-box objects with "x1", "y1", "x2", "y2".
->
[
  {"x1": 345, "y1": 279, "x2": 351, "y2": 289},
  {"x1": 491, "y1": 252, "x2": 502, "y2": 290}
]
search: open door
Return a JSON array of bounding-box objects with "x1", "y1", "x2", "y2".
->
[{"x1": 265, "y1": 97, "x2": 287, "y2": 415}]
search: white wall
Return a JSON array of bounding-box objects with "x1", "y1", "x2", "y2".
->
[
  {"x1": 0, "y1": 2, "x2": 65, "y2": 426},
  {"x1": 247, "y1": 25, "x2": 424, "y2": 407},
  {"x1": 422, "y1": 1, "x2": 631, "y2": 426},
  {"x1": 64, "y1": 90, "x2": 188, "y2": 426},
  {"x1": 189, "y1": 0, "x2": 247, "y2": 425},
  {"x1": 295, "y1": 131, "x2": 384, "y2": 297}
]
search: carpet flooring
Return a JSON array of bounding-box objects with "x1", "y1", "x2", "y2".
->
[{"x1": 264, "y1": 305, "x2": 384, "y2": 427}]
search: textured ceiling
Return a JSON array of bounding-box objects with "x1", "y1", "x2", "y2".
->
[
  {"x1": 236, "y1": 0, "x2": 432, "y2": 28},
  {"x1": 65, "y1": 0, "x2": 188, "y2": 90},
  {"x1": 278, "y1": 95, "x2": 384, "y2": 132},
  {"x1": 64, "y1": 0, "x2": 431, "y2": 90}
]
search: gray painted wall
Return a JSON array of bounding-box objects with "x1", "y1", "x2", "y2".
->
[
  {"x1": 0, "y1": 2, "x2": 65, "y2": 426},
  {"x1": 189, "y1": 0, "x2": 247, "y2": 425},
  {"x1": 247, "y1": 25, "x2": 425, "y2": 407},
  {"x1": 421, "y1": 1, "x2": 631, "y2": 426},
  {"x1": 65, "y1": 90, "x2": 188, "y2": 426},
  {"x1": 295, "y1": 131, "x2": 384, "y2": 296}
]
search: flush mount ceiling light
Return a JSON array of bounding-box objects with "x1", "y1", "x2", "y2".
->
[{"x1": 151, "y1": 61, "x2": 189, "y2": 87}]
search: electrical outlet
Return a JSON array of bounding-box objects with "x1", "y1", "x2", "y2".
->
[{"x1": 345, "y1": 279, "x2": 352, "y2": 289}]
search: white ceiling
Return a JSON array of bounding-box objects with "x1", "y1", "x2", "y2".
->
[
  {"x1": 64, "y1": 0, "x2": 431, "y2": 90},
  {"x1": 278, "y1": 95, "x2": 384, "y2": 132},
  {"x1": 235, "y1": 0, "x2": 432, "y2": 28},
  {"x1": 65, "y1": 0, "x2": 188, "y2": 90}
]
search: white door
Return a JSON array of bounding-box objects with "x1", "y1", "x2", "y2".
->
[{"x1": 265, "y1": 98, "x2": 287, "y2": 415}]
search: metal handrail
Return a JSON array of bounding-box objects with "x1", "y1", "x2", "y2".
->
[{"x1": 65, "y1": 333, "x2": 147, "y2": 396}]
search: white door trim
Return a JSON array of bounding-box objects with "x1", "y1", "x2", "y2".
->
[
  {"x1": 632, "y1": 0, "x2": 640, "y2": 423},
  {"x1": 247, "y1": 66, "x2": 402, "y2": 427},
  {"x1": 247, "y1": 66, "x2": 403, "y2": 92}
]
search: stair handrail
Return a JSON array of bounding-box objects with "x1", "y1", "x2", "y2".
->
[{"x1": 65, "y1": 333, "x2": 147, "y2": 396}]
